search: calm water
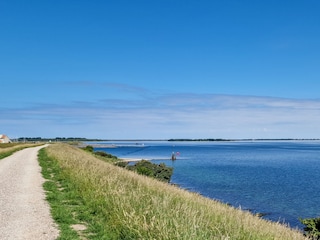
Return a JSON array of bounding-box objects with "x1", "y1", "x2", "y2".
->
[{"x1": 92, "y1": 140, "x2": 320, "y2": 229}]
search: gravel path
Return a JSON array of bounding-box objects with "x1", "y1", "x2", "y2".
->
[{"x1": 0, "y1": 145, "x2": 59, "y2": 240}]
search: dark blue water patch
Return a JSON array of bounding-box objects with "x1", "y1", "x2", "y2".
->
[
  {"x1": 93, "y1": 140, "x2": 320, "y2": 229},
  {"x1": 170, "y1": 163, "x2": 312, "y2": 228}
]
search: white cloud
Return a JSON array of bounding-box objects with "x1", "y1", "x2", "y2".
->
[{"x1": 1, "y1": 93, "x2": 320, "y2": 139}]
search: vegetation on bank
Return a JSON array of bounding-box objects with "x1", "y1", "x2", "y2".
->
[
  {"x1": 82, "y1": 145, "x2": 173, "y2": 182},
  {"x1": 82, "y1": 145, "x2": 119, "y2": 162},
  {"x1": 40, "y1": 143, "x2": 306, "y2": 239},
  {"x1": 0, "y1": 143, "x2": 44, "y2": 159},
  {"x1": 116, "y1": 160, "x2": 173, "y2": 183},
  {"x1": 300, "y1": 217, "x2": 320, "y2": 239}
]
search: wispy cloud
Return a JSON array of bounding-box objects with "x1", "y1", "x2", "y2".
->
[{"x1": 2, "y1": 93, "x2": 320, "y2": 139}]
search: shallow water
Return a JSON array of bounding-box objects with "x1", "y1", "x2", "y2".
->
[{"x1": 93, "y1": 140, "x2": 320, "y2": 229}]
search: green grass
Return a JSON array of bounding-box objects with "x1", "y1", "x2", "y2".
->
[
  {"x1": 39, "y1": 148, "x2": 118, "y2": 239},
  {"x1": 0, "y1": 151, "x2": 15, "y2": 159},
  {"x1": 41, "y1": 143, "x2": 307, "y2": 240},
  {"x1": 39, "y1": 149, "x2": 92, "y2": 239},
  {"x1": 0, "y1": 143, "x2": 44, "y2": 160}
]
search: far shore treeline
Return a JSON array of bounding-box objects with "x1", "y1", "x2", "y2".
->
[
  {"x1": 12, "y1": 137, "x2": 320, "y2": 143},
  {"x1": 168, "y1": 138, "x2": 320, "y2": 141}
]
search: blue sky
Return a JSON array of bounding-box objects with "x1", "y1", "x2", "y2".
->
[{"x1": 1, "y1": 0, "x2": 320, "y2": 139}]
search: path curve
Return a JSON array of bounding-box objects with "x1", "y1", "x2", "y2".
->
[{"x1": 0, "y1": 145, "x2": 59, "y2": 240}]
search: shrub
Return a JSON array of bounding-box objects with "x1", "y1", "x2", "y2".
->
[
  {"x1": 95, "y1": 151, "x2": 118, "y2": 159},
  {"x1": 83, "y1": 145, "x2": 94, "y2": 152},
  {"x1": 300, "y1": 217, "x2": 320, "y2": 239},
  {"x1": 114, "y1": 161, "x2": 129, "y2": 168},
  {"x1": 81, "y1": 146, "x2": 118, "y2": 162},
  {"x1": 127, "y1": 160, "x2": 173, "y2": 182}
]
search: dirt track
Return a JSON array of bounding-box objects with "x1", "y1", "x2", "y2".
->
[{"x1": 0, "y1": 145, "x2": 59, "y2": 240}]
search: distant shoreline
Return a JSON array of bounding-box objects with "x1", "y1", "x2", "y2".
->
[
  {"x1": 167, "y1": 138, "x2": 320, "y2": 142},
  {"x1": 78, "y1": 138, "x2": 320, "y2": 149},
  {"x1": 11, "y1": 137, "x2": 320, "y2": 143},
  {"x1": 88, "y1": 138, "x2": 320, "y2": 142}
]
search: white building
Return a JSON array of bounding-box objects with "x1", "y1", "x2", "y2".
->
[{"x1": 0, "y1": 134, "x2": 11, "y2": 143}]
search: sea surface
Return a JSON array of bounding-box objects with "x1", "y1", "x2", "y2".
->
[{"x1": 91, "y1": 140, "x2": 320, "y2": 229}]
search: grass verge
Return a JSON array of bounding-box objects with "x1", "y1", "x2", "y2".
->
[
  {"x1": 41, "y1": 143, "x2": 307, "y2": 240},
  {"x1": 0, "y1": 143, "x2": 44, "y2": 160}
]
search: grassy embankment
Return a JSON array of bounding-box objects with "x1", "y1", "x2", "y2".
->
[
  {"x1": 0, "y1": 143, "x2": 44, "y2": 159},
  {"x1": 40, "y1": 143, "x2": 307, "y2": 239}
]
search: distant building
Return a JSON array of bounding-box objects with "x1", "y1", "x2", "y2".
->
[{"x1": 0, "y1": 134, "x2": 11, "y2": 143}]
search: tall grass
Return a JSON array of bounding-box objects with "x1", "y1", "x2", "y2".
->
[
  {"x1": 44, "y1": 143, "x2": 306, "y2": 239},
  {"x1": 0, "y1": 143, "x2": 44, "y2": 159}
]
